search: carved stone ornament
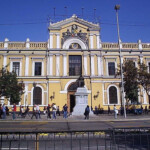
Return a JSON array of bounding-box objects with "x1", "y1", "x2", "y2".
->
[{"x1": 61, "y1": 24, "x2": 88, "y2": 46}]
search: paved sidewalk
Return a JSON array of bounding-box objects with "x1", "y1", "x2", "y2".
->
[{"x1": 1, "y1": 112, "x2": 150, "y2": 122}]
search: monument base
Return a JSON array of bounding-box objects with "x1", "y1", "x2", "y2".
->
[{"x1": 72, "y1": 87, "x2": 93, "y2": 116}]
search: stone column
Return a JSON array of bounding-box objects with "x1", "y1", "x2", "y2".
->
[
  {"x1": 96, "y1": 34, "x2": 100, "y2": 49},
  {"x1": 56, "y1": 33, "x2": 60, "y2": 49},
  {"x1": 25, "y1": 55, "x2": 29, "y2": 76},
  {"x1": 49, "y1": 54, "x2": 53, "y2": 76},
  {"x1": 83, "y1": 54, "x2": 88, "y2": 76},
  {"x1": 3, "y1": 55, "x2": 7, "y2": 67},
  {"x1": 56, "y1": 54, "x2": 60, "y2": 76},
  {"x1": 97, "y1": 55, "x2": 101, "y2": 76},
  {"x1": 89, "y1": 34, "x2": 93, "y2": 49},
  {"x1": 90, "y1": 54, "x2": 95, "y2": 76},
  {"x1": 49, "y1": 33, "x2": 53, "y2": 49},
  {"x1": 63, "y1": 54, "x2": 67, "y2": 76},
  {"x1": 24, "y1": 83, "x2": 28, "y2": 106}
]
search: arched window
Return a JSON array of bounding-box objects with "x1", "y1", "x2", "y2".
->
[
  {"x1": 33, "y1": 87, "x2": 42, "y2": 105},
  {"x1": 109, "y1": 86, "x2": 118, "y2": 104}
]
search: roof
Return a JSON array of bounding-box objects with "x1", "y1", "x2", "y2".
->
[{"x1": 48, "y1": 14, "x2": 100, "y2": 31}]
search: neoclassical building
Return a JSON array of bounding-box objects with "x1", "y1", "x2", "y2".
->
[{"x1": 0, "y1": 14, "x2": 150, "y2": 111}]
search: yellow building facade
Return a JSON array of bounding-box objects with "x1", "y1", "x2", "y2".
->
[{"x1": 0, "y1": 14, "x2": 150, "y2": 111}]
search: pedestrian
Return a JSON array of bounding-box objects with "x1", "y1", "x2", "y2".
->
[
  {"x1": 36, "y1": 104, "x2": 41, "y2": 119},
  {"x1": 21, "y1": 106, "x2": 25, "y2": 117},
  {"x1": 31, "y1": 105, "x2": 37, "y2": 119},
  {"x1": 108, "y1": 105, "x2": 111, "y2": 114},
  {"x1": 114, "y1": 105, "x2": 118, "y2": 119},
  {"x1": 120, "y1": 106, "x2": 124, "y2": 116},
  {"x1": 95, "y1": 106, "x2": 98, "y2": 115},
  {"x1": 47, "y1": 104, "x2": 51, "y2": 120},
  {"x1": 2, "y1": 104, "x2": 6, "y2": 119},
  {"x1": 0, "y1": 104, "x2": 2, "y2": 119},
  {"x1": 24, "y1": 106, "x2": 30, "y2": 117},
  {"x1": 12, "y1": 103, "x2": 16, "y2": 120},
  {"x1": 56, "y1": 106, "x2": 60, "y2": 116},
  {"x1": 18, "y1": 105, "x2": 22, "y2": 117},
  {"x1": 43, "y1": 106, "x2": 47, "y2": 115},
  {"x1": 6, "y1": 106, "x2": 9, "y2": 116},
  {"x1": 141, "y1": 105, "x2": 143, "y2": 112},
  {"x1": 145, "y1": 106, "x2": 148, "y2": 114},
  {"x1": 52, "y1": 103, "x2": 57, "y2": 119},
  {"x1": 63, "y1": 104, "x2": 68, "y2": 119},
  {"x1": 84, "y1": 105, "x2": 90, "y2": 120}
]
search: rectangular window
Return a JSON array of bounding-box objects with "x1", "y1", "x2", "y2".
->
[
  {"x1": 69, "y1": 55, "x2": 82, "y2": 76},
  {"x1": 108, "y1": 62, "x2": 115, "y2": 76},
  {"x1": 35, "y1": 62, "x2": 42, "y2": 76},
  {"x1": 13, "y1": 62, "x2": 20, "y2": 76}
]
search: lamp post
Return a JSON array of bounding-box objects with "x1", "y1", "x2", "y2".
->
[{"x1": 114, "y1": 5, "x2": 126, "y2": 118}]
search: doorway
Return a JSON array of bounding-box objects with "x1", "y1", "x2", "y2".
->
[
  {"x1": 67, "y1": 82, "x2": 78, "y2": 112},
  {"x1": 70, "y1": 95, "x2": 75, "y2": 113}
]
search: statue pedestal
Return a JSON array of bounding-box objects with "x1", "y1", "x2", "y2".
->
[{"x1": 72, "y1": 87, "x2": 92, "y2": 116}]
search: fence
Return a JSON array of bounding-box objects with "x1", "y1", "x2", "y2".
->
[{"x1": 0, "y1": 128, "x2": 150, "y2": 150}]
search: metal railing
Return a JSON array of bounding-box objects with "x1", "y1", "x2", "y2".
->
[{"x1": 0, "y1": 128, "x2": 150, "y2": 150}]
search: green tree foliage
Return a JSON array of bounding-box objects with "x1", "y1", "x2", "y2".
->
[
  {"x1": 138, "y1": 62, "x2": 150, "y2": 102},
  {"x1": 0, "y1": 67, "x2": 24, "y2": 104},
  {"x1": 123, "y1": 60, "x2": 139, "y2": 103}
]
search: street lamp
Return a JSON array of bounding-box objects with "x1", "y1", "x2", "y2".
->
[{"x1": 114, "y1": 5, "x2": 127, "y2": 118}]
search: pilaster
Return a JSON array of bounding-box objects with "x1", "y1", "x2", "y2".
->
[
  {"x1": 63, "y1": 54, "x2": 67, "y2": 76},
  {"x1": 90, "y1": 54, "x2": 95, "y2": 76},
  {"x1": 56, "y1": 54, "x2": 60, "y2": 76}
]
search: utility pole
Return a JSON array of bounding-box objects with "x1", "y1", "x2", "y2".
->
[{"x1": 114, "y1": 5, "x2": 126, "y2": 118}]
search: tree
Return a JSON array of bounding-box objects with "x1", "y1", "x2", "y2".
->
[
  {"x1": 116, "y1": 60, "x2": 139, "y2": 103},
  {"x1": 0, "y1": 67, "x2": 24, "y2": 104},
  {"x1": 123, "y1": 60, "x2": 139, "y2": 103},
  {"x1": 138, "y1": 62, "x2": 150, "y2": 104}
]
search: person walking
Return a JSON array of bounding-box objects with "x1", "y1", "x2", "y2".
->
[
  {"x1": 95, "y1": 106, "x2": 98, "y2": 115},
  {"x1": 114, "y1": 105, "x2": 118, "y2": 119},
  {"x1": 56, "y1": 106, "x2": 60, "y2": 116},
  {"x1": 24, "y1": 106, "x2": 30, "y2": 117},
  {"x1": 63, "y1": 104, "x2": 68, "y2": 119},
  {"x1": 52, "y1": 103, "x2": 57, "y2": 119},
  {"x1": 0, "y1": 104, "x2": 2, "y2": 119},
  {"x1": 108, "y1": 105, "x2": 111, "y2": 114},
  {"x1": 6, "y1": 106, "x2": 9, "y2": 116},
  {"x1": 12, "y1": 103, "x2": 16, "y2": 120},
  {"x1": 84, "y1": 105, "x2": 90, "y2": 120},
  {"x1": 31, "y1": 105, "x2": 37, "y2": 119},
  {"x1": 2, "y1": 104, "x2": 6, "y2": 119},
  {"x1": 18, "y1": 105, "x2": 22, "y2": 117},
  {"x1": 36, "y1": 104, "x2": 41, "y2": 119},
  {"x1": 43, "y1": 106, "x2": 47, "y2": 115},
  {"x1": 145, "y1": 106, "x2": 148, "y2": 114},
  {"x1": 47, "y1": 104, "x2": 51, "y2": 120}
]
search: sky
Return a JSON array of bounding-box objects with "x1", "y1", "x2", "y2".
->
[{"x1": 0, "y1": 0, "x2": 150, "y2": 43}]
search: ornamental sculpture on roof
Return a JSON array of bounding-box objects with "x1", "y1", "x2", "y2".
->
[{"x1": 61, "y1": 24, "x2": 88, "y2": 47}]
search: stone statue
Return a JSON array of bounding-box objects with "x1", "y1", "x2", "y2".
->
[{"x1": 77, "y1": 75, "x2": 85, "y2": 87}]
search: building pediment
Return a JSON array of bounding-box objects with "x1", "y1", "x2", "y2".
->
[{"x1": 48, "y1": 14, "x2": 100, "y2": 31}]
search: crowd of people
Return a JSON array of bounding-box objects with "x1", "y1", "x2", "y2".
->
[
  {"x1": 0, "y1": 103, "x2": 68, "y2": 120},
  {"x1": 1, "y1": 103, "x2": 149, "y2": 120}
]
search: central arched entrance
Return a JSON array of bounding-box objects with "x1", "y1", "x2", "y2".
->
[{"x1": 67, "y1": 82, "x2": 78, "y2": 113}]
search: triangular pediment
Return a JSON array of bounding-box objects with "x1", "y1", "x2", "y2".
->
[{"x1": 49, "y1": 14, "x2": 100, "y2": 31}]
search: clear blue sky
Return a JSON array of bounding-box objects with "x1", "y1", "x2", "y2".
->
[{"x1": 0, "y1": 0, "x2": 150, "y2": 43}]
